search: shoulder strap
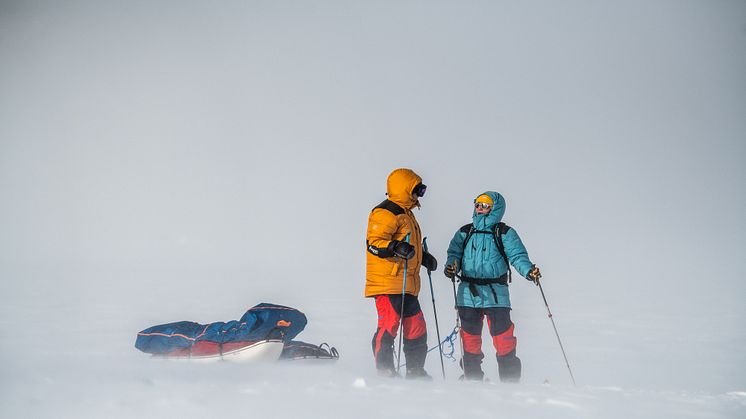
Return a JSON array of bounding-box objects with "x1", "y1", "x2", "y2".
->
[
  {"x1": 459, "y1": 223, "x2": 474, "y2": 247},
  {"x1": 373, "y1": 199, "x2": 405, "y2": 216},
  {"x1": 458, "y1": 223, "x2": 474, "y2": 267},
  {"x1": 492, "y1": 222, "x2": 512, "y2": 283}
]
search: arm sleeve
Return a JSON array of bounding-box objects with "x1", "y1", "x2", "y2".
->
[
  {"x1": 365, "y1": 209, "x2": 398, "y2": 258},
  {"x1": 446, "y1": 230, "x2": 467, "y2": 268},
  {"x1": 502, "y1": 228, "x2": 535, "y2": 278}
]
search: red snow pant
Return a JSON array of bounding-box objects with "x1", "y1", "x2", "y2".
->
[
  {"x1": 371, "y1": 294, "x2": 427, "y2": 372},
  {"x1": 458, "y1": 306, "x2": 521, "y2": 382}
]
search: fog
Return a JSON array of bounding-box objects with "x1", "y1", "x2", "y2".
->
[{"x1": 1, "y1": 1, "x2": 745, "y2": 417}]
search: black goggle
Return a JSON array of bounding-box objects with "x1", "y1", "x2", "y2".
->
[
  {"x1": 474, "y1": 202, "x2": 492, "y2": 210},
  {"x1": 412, "y1": 183, "x2": 427, "y2": 198}
]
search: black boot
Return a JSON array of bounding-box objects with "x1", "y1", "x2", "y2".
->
[
  {"x1": 461, "y1": 361, "x2": 485, "y2": 381},
  {"x1": 405, "y1": 367, "x2": 432, "y2": 380},
  {"x1": 460, "y1": 353, "x2": 485, "y2": 381},
  {"x1": 497, "y1": 351, "x2": 521, "y2": 383},
  {"x1": 402, "y1": 334, "x2": 428, "y2": 380}
]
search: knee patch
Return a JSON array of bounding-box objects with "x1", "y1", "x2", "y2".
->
[
  {"x1": 461, "y1": 329, "x2": 483, "y2": 355},
  {"x1": 492, "y1": 323, "x2": 517, "y2": 356},
  {"x1": 402, "y1": 311, "x2": 426, "y2": 340}
]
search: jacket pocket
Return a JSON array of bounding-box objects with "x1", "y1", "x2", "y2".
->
[{"x1": 390, "y1": 260, "x2": 400, "y2": 276}]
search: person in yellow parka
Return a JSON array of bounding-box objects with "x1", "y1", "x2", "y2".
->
[{"x1": 365, "y1": 168, "x2": 437, "y2": 379}]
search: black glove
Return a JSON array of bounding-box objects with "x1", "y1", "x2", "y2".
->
[
  {"x1": 388, "y1": 240, "x2": 415, "y2": 259},
  {"x1": 527, "y1": 265, "x2": 542, "y2": 284},
  {"x1": 444, "y1": 261, "x2": 459, "y2": 279},
  {"x1": 422, "y1": 251, "x2": 437, "y2": 271}
]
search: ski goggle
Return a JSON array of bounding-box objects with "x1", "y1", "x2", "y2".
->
[
  {"x1": 474, "y1": 202, "x2": 492, "y2": 210},
  {"x1": 412, "y1": 183, "x2": 427, "y2": 198}
]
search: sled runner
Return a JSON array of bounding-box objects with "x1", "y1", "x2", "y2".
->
[{"x1": 157, "y1": 339, "x2": 286, "y2": 363}]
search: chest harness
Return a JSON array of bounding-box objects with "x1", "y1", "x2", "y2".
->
[{"x1": 459, "y1": 222, "x2": 512, "y2": 301}]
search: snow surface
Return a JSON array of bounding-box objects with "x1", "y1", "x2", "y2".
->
[{"x1": 1, "y1": 1, "x2": 745, "y2": 418}]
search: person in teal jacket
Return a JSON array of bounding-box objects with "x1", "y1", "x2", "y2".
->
[{"x1": 444, "y1": 191, "x2": 542, "y2": 382}]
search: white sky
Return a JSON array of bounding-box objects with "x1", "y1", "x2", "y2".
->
[{"x1": 1, "y1": 0, "x2": 745, "y2": 410}]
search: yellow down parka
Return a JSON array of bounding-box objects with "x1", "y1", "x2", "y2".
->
[{"x1": 365, "y1": 168, "x2": 424, "y2": 297}]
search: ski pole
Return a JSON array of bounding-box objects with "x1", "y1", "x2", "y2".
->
[
  {"x1": 423, "y1": 237, "x2": 445, "y2": 380},
  {"x1": 536, "y1": 279, "x2": 576, "y2": 386},
  {"x1": 396, "y1": 233, "x2": 410, "y2": 374},
  {"x1": 451, "y1": 268, "x2": 465, "y2": 374}
]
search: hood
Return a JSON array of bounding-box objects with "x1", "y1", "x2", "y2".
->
[
  {"x1": 386, "y1": 168, "x2": 422, "y2": 210},
  {"x1": 472, "y1": 191, "x2": 505, "y2": 229}
]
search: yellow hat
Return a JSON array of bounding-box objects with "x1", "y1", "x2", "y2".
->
[{"x1": 475, "y1": 194, "x2": 494, "y2": 205}]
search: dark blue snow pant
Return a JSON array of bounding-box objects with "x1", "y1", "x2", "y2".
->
[
  {"x1": 458, "y1": 306, "x2": 521, "y2": 382},
  {"x1": 371, "y1": 294, "x2": 427, "y2": 372}
]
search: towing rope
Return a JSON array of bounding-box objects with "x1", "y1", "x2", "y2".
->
[{"x1": 397, "y1": 325, "x2": 459, "y2": 368}]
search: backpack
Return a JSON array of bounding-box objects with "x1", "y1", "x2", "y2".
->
[{"x1": 459, "y1": 222, "x2": 512, "y2": 284}]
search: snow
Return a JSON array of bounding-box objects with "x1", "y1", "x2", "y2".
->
[
  {"x1": 1, "y1": 1, "x2": 745, "y2": 418},
  {"x1": 3, "y1": 346, "x2": 744, "y2": 419},
  {"x1": 1, "y1": 266, "x2": 744, "y2": 418}
]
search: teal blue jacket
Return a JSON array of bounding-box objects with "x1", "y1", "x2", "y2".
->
[{"x1": 446, "y1": 191, "x2": 535, "y2": 308}]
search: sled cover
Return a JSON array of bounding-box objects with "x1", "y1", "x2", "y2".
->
[{"x1": 135, "y1": 303, "x2": 307, "y2": 355}]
